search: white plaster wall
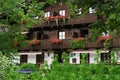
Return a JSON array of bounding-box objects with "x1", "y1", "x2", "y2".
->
[
  {"x1": 69, "y1": 53, "x2": 80, "y2": 64},
  {"x1": 114, "y1": 51, "x2": 120, "y2": 63},
  {"x1": 70, "y1": 50, "x2": 104, "y2": 64},
  {"x1": 19, "y1": 52, "x2": 42, "y2": 64},
  {"x1": 90, "y1": 53, "x2": 97, "y2": 64},
  {"x1": 12, "y1": 56, "x2": 20, "y2": 64},
  {"x1": 44, "y1": 52, "x2": 54, "y2": 65},
  {"x1": 28, "y1": 54, "x2": 36, "y2": 64}
]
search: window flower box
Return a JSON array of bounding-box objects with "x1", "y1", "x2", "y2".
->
[
  {"x1": 47, "y1": 15, "x2": 67, "y2": 21},
  {"x1": 29, "y1": 39, "x2": 40, "y2": 45},
  {"x1": 71, "y1": 38, "x2": 86, "y2": 49},
  {"x1": 73, "y1": 37, "x2": 85, "y2": 41},
  {"x1": 49, "y1": 39, "x2": 63, "y2": 44},
  {"x1": 98, "y1": 35, "x2": 111, "y2": 41}
]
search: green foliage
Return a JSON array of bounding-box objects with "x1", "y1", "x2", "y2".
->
[
  {"x1": 20, "y1": 63, "x2": 39, "y2": 71},
  {"x1": 71, "y1": 40, "x2": 86, "y2": 49}
]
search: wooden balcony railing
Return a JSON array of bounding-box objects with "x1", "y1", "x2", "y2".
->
[
  {"x1": 18, "y1": 36, "x2": 120, "y2": 51},
  {"x1": 37, "y1": 14, "x2": 97, "y2": 28}
]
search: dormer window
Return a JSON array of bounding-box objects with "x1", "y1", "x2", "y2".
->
[
  {"x1": 45, "y1": 12, "x2": 50, "y2": 17},
  {"x1": 59, "y1": 10, "x2": 65, "y2": 16},
  {"x1": 89, "y1": 7, "x2": 96, "y2": 13}
]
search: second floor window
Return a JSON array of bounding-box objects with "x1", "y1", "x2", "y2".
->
[
  {"x1": 80, "y1": 29, "x2": 88, "y2": 37},
  {"x1": 59, "y1": 31, "x2": 65, "y2": 39},
  {"x1": 89, "y1": 7, "x2": 96, "y2": 13},
  {"x1": 45, "y1": 12, "x2": 50, "y2": 17},
  {"x1": 59, "y1": 10, "x2": 65, "y2": 16}
]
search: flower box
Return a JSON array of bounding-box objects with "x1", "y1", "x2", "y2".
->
[
  {"x1": 98, "y1": 35, "x2": 111, "y2": 41},
  {"x1": 49, "y1": 39, "x2": 63, "y2": 44},
  {"x1": 29, "y1": 39, "x2": 40, "y2": 45},
  {"x1": 73, "y1": 37, "x2": 85, "y2": 41},
  {"x1": 47, "y1": 15, "x2": 67, "y2": 21}
]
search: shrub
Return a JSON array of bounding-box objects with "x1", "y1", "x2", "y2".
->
[{"x1": 19, "y1": 63, "x2": 39, "y2": 71}]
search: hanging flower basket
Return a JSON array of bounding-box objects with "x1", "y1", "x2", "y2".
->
[
  {"x1": 49, "y1": 39, "x2": 63, "y2": 44},
  {"x1": 29, "y1": 39, "x2": 40, "y2": 45}
]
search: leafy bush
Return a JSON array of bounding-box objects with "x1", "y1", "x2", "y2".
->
[
  {"x1": 71, "y1": 40, "x2": 86, "y2": 49},
  {"x1": 19, "y1": 63, "x2": 39, "y2": 71}
]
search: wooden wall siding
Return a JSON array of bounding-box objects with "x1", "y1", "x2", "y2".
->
[
  {"x1": 45, "y1": 30, "x2": 58, "y2": 39},
  {"x1": 42, "y1": 29, "x2": 83, "y2": 39},
  {"x1": 18, "y1": 36, "x2": 120, "y2": 51}
]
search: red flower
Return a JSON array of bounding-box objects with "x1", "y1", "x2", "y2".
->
[
  {"x1": 62, "y1": 15, "x2": 67, "y2": 18},
  {"x1": 98, "y1": 35, "x2": 111, "y2": 41},
  {"x1": 55, "y1": 16, "x2": 63, "y2": 19},
  {"x1": 49, "y1": 39, "x2": 63, "y2": 44},
  {"x1": 29, "y1": 39, "x2": 40, "y2": 45}
]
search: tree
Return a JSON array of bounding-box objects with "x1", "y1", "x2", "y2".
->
[
  {"x1": 62, "y1": 0, "x2": 120, "y2": 40},
  {"x1": 0, "y1": 0, "x2": 46, "y2": 55}
]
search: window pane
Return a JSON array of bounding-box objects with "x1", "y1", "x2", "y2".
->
[
  {"x1": 45, "y1": 12, "x2": 50, "y2": 17},
  {"x1": 89, "y1": 7, "x2": 96, "y2": 13},
  {"x1": 59, "y1": 10, "x2": 65, "y2": 16}
]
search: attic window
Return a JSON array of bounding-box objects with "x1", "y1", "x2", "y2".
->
[
  {"x1": 89, "y1": 7, "x2": 96, "y2": 13},
  {"x1": 59, "y1": 10, "x2": 65, "y2": 16},
  {"x1": 76, "y1": 8, "x2": 82, "y2": 15},
  {"x1": 45, "y1": 12, "x2": 50, "y2": 17}
]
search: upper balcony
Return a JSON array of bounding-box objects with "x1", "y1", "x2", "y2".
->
[
  {"x1": 18, "y1": 36, "x2": 120, "y2": 51},
  {"x1": 37, "y1": 14, "x2": 97, "y2": 28}
]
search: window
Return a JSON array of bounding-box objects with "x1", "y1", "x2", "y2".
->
[
  {"x1": 36, "y1": 54, "x2": 44, "y2": 66},
  {"x1": 73, "y1": 32, "x2": 79, "y2": 38},
  {"x1": 80, "y1": 53, "x2": 89, "y2": 64},
  {"x1": 59, "y1": 10, "x2": 65, "y2": 16},
  {"x1": 102, "y1": 30, "x2": 109, "y2": 37},
  {"x1": 89, "y1": 7, "x2": 96, "y2": 13},
  {"x1": 72, "y1": 58, "x2": 77, "y2": 63},
  {"x1": 76, "y1": 8, "x2": 82, "y2": 15},
  {"x1": 59, "y1": 31, "x2": 65, "y2": 39},
  {"x1": 80, "y1": 29, "x2": 88, "y2": 37},
  {"x1": 101, "y1": 53, "x2": 111, "y2": 63},
  {"x1": 45, "y1": 12, "x2": 50, "y2": 17},
  {"x1": 20, "y1": 55, "x2": 27, "y2": 64}
]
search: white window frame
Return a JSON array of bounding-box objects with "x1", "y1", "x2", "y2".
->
[
  {"x1": 76, "y1": 8, "x2": 82, "y2": 15},
  {"x1": 89, "y1": 7, "x2": 96, "y2": 13},
  {"x1": 59, "y1": 31, "x2": 65, "y2": 39},
  {"x1": 59, "y1": 10, "x2": 65, "y2": 16},
  {"x1": 102, "y1": 30, "x2": 109, "y2": 37},
  {"x1": 45, "y1": 12, "x2": 50, "y2": 17}
]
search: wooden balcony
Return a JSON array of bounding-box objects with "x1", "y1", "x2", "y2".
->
[
  {"x1": 18, "y1": 36, "x2": 120, "y2": 51},
  {"x1": 37, "y1": 14, "x2": 97, "y2": 28}
]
